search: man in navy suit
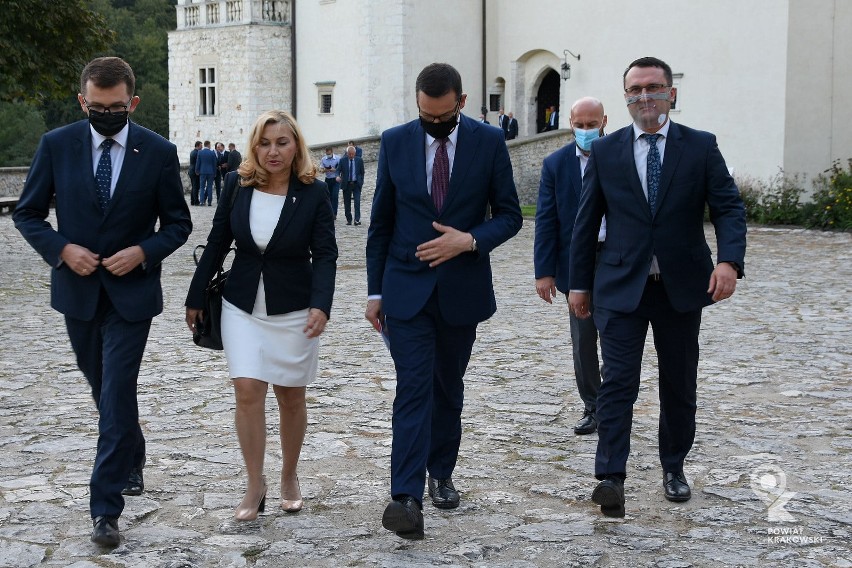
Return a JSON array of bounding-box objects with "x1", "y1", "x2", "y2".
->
[
  {"x1": 195, "y1": 140, "x2": 217, "y2": 205},
  {"x1": 568, "y1": 57, "x2": 746, "y2": 518},
  {"x1": 534, "y1": 97, "x2": 607, "y2": 436},
  {"x1": 336, "y1": 145, "x2": 365, "y2": 225},
  {"x1": 366, "y1": 63, "x2": 522, "y2": 539},
  {"x1": 13, "y1": 57, "x2": 192, "y2": 547}
]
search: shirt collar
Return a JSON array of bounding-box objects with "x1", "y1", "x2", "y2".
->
[
  {"x1": 632, "y1": 117, "x2": 671, "y2": 141},
  {"x1": 90, "y1": 121, "x2": 130, "y2": 150}
]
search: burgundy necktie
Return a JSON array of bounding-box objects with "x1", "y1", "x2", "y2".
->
[{"x1": 431, "y1": 138, "x2": 449, "y2": 211}]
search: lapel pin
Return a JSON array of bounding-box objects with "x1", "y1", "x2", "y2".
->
[
  {"x1": 133, "y1": 148, "x2": 139, "y2": 153},
  {"x1": 291, "y1": 196, "x2": 296, "y2": 203}
]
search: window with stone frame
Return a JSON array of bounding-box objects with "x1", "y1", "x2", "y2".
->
[
  {"x1": 316, "y1": 82, "x2": 335, "y2": 114},
  {"x1": 199, "y1": 67, "x2": 217, "y2": 116}
]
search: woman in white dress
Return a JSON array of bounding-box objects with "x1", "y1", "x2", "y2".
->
[{"x1": 186, "y1": 110, "x2": 337, "y2": 521}]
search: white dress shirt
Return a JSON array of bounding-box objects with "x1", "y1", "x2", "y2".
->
[
  {"x1": 90, "y1": 123, "x2": 130, "y2": 198},
  {"x1": 631, "y1": 119, "x2": 671, "y2": 275}
]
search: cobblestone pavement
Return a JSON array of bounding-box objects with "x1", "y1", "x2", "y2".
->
[{"x1": 1, "y1": 163, "x2": 851, "y2": 567}]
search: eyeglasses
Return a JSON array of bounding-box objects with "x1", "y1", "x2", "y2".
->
[
  {"x1": 83, "y1": 98, "x2": 131, "y2": 115},
  {"x1": 624, "y1": 84, "x2": 671, "y2": 97},
  {"x1": 418, "y1": 101, "x2": 460, "y2": 123}
]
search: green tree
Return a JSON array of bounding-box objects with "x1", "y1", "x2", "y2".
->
[
  {"x1": 0, "y1": 0, "x2": 114, "y2": 103},
  {"x1": 0, "y1": 101, "x2": 47, "y2": 167}
]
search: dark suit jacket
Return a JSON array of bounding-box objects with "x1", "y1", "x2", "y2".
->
[
  {"x1": 534, "y1": 142, "x2": 583, "y2": 293},
  {"x1": 367, "y1": 114, "x2": 523, "y2": 326},
  {"x1": 337, "y1": 156, "x2": 365, "y2": 189},
  {"x1": 226, "y1": 149, "x2": 242, "y2": 172},
  {"x1": 186, "y1": 172, "x2": 338, "y2": 317},
  {"x1": 14, "y1": 119, "x2": 192, "y2": 322},
  {"x1": 189, "y1": 147, "x2": 199, "y2": 178},
  {"x1": 507, "y1": 118, "x2": 518, "y2": 140},
  {"x1": 569, "y1": 122, "x2": 746, "y2": 314}
]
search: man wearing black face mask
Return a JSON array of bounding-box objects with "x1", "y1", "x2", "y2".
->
[
  {"x1": 366, "y1": 62, "x2": 522, "y2": 540},
  {"x1": 13, "y1": 56, "x2": 191, "y2": 548}
]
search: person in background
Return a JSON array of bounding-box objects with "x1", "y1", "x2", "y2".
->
[
  {"x1": 320, "y1": 146, "x2": 341, "y2": 218},
  {"x1": 189, "y1": 140, "x2": 202, "y2": 205},
  {"x1": 335, "y1": 145, "x2": 364, "y2": 225},
  {"x1": 13, "y1": 56, "x2": 191, "y2": 547},
  {"x1": 534, "y1": 96, "x2": 607, "y2": 436},
  {"x1": 186, "y1": 109, "x2": 337, "y2": 522}
]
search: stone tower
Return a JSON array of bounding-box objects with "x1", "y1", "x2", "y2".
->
[{"x1": 168, "y1": 0, "x2": 292, "y2": 157}]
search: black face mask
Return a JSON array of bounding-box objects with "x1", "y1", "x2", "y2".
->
[
  {"x1": 88, "y1": 110, "x2": 129, "y2": 137},
  {"x1": 420, "y1": 114, "x2": 458, "y2": 139}
]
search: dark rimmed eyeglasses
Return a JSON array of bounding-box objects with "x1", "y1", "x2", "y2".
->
[
  {"x1": 83, "y1": 98, "x2": 131, "y2": 115},
  {"x1": 418, "y1": 101, "x2": 460, "y2": 123}
]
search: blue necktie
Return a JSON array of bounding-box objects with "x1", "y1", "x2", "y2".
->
[
  {"x1": 431, "y1": 138, "x2": 449, "y2": 212},
  {"x1": 643, "y1": 133, "x2": 661, "y2": 214},
  {"x1": 96, "y1": 139, "x2": 114, "y2": 212}
]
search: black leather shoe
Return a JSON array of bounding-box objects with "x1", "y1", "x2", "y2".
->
[
  {"x1": 346, "y1": 221, "x2": 352, "y2": 225},
  {"x1": 591, "y1": 476, "x2": 625, "y2": 518},
  {"x1": 91, "y1": 516, "x2": 120, "y2": 547},
  {"x1": 382, "y1": 496, "x2": 424, "y2": 540},
  {"x1": 573, "y1": 410, "x2": 598, "y2": 435},
  {"x1": 663, "y1": 471, "x2": 691, "y2": 502},
  {"x1": 428, "y1": 476, "x2": 460, "y2": 509},
  {"x1": 122, "y1": 467, "x2": 144, "y2": 496},
  {"x1": 354, "y1": 221, "x2": 362, "y2": 226}
]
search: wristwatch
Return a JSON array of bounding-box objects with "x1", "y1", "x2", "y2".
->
[{"x1": 470, "y1": 235, "x2": 478, "y2": 252}]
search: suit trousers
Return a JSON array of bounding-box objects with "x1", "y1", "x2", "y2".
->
[
  {"x1": 65, "y1": 288, "x2": 151, "y2": 518},
  {"x1": 593, "y1": 279, "x2": 701, "y2": 479},
  {"x1": 568, "y1": 295, "x2": 601, "y2": 413},
  {"x1": 190, "y1": 173, "x2": 200, "y2": 205},
  {"x1": 386, "y1": 291, "x2": 477, "y2": 504},
  {"x1": 342, "y1": 181, "x2": 361, "y2": 223},
  {"x1": 199, "y1": 174, "x2": 214, "y2": 205},
  {"x1": 325, "y1": 177, "x2": 340, "y2": 217}
]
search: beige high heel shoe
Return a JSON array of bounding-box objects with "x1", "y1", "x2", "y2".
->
[
  {"x1": 235, "y1": 476, "x2": 268, "y2": 521},
  {"x1": 281, "y1": 476, "x2": 303, "y2": 513}
]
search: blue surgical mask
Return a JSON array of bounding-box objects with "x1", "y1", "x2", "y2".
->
[{"x1": 573, "y1": 127, "x2": 602, "y2": 151}]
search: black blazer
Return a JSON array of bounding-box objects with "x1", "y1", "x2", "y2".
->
[{"x1": 186, "y1": 172, "x2": 338, "y2": 317}]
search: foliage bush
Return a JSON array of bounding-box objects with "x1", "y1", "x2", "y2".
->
[{"x1": 734, "y1": 162, "x2": 852, "y2": 231}]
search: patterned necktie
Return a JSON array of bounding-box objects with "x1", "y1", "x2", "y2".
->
[
  {"x1": 96, "y1": 139, "x2": 114, "y2": 212},
  {"x1": 431, "y1": 138, "x2": 449, "y2": 211},
  {"x1": 643, "y1": 133, "x2": 661, "y2": 214}
]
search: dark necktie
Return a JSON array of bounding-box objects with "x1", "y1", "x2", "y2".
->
[
  {"x1": 350, "y1": 159, "x2": 356, "y2": 181},
  {"x1": 96, "y1": 139, "x2": 114, "y2": 212},
  {"x1": 431, "y1": 138, "x2": 449, "y2": 211},
  {"x1": 643, "y1": 133, "x2": 661, "y2": 214}
]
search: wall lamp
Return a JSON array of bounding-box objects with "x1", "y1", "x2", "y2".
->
[{"x1": 561, "y1": 49, "x2": 581, "y2": 81}]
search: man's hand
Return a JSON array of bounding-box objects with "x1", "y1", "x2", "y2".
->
[
  {"x1": 60, "y1": 243, "x2": 101, "y2": 276},
  {"x1": 707, "y1": 262, "x2": 738, "y2": 302},
  {"x1": 365, "y1": 299, "x2": 384, "y2": 333},
  {"x1": 303, "y1": 308, "x2": 328, "y2": 338},
  {"x1": 568, "y1": 291, "x2": 592, "y2": 319},
  {"x1": 415, "y1": 222, "x2": 473, "y2": 267},
  {"x1": 102, "y1": 245, "x2": 146, "y2": 277},
  {"x1": 536, "y1": 276, "x2": 558, "y2": 304}
]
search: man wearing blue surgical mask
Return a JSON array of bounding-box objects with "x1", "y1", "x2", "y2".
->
[{"x1": 534, "y1": 96, "x2": 607, "y2": 437}]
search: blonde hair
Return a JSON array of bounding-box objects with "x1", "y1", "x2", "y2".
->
[{"x1": 238, "y1": 110, "x2": 318, "y2": 187}]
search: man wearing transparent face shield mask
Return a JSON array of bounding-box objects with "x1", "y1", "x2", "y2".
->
[{"x1": 567, "y1": 57, "x2": 746, "y2": 518}]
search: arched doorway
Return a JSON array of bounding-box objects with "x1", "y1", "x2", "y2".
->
[{"x1": 536, "y1": 70, "x2": 560, "y2": 132}]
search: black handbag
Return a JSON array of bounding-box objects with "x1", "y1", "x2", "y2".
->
[
  {"x1": 192, "y1": 175, "x2": 240, "y2": 350},
  {"x1": 192, "y1": 245, "x2": 233, "y2": 350}
]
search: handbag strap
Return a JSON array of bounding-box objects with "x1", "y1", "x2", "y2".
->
[{"x1": 211, "y1": 173, "x2": 241, "y2": 276}]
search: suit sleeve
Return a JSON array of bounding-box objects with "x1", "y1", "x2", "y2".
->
[
  {"x1": 533, "y1": 155, "x2": 559, "y2": 279},
  {"x1": 309, "y1": 185, "x2": 338, "y2": 318},
  {"x1": 13, "y1": 135, "x2": 70, "y2": 266},
  {"x1": 469, "y1": 132, "x2": 523, "y2": 253},
  {"x1": 366, "y1": 134, "x2": 396, "y2": 296},
  {"x1": 137, "y1": 144, "x2": 192, "y2": 268},
  {"x1": 704, "y1": 136, "x2": 747, "y2": 274},
  {"x1": 185, "y1": 178, "x2": 236, "y2": 308}
]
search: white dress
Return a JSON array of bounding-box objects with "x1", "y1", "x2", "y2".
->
[{"x1": 220, "y1": 189, "x2": 319, "y2": 386}]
